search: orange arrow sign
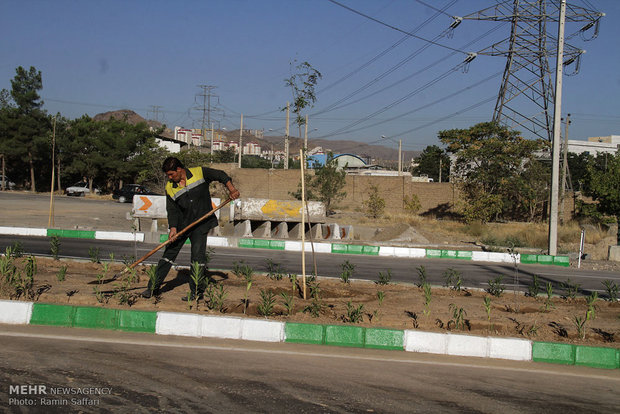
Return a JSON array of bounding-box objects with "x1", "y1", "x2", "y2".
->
[{"x1": 139, "y1": 196, "x2": 153, "y2": 211}]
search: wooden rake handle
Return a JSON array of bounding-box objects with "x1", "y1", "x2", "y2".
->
[{"x1": 125, "y1": 197, "x2": 233, "y2": 271}]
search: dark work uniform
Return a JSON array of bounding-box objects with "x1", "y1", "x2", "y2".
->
[{"x1": 148, "y1": 166, "x2": 232, "y2": 296}]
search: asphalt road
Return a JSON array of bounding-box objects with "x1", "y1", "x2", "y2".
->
[
  {"x1": 1, "y1": 191, "x2": 618, "y2": 295},
  {"x1": 1, "y1": 325, "x2": 619, "y2": 413}
]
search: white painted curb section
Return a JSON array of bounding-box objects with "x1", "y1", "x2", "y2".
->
[
  {"x1": 0, "y1": 300, "x2": 33, "y2": 324},
  {"x1": 95, "y1": 231, "x2": 144, "y2": 242},
  {"x1": 156, "y1": 312, "x2": 284, "y2": 342},
  {"x1": 207, "y1": 237, "x2": 229, "y2": 247},
  {"x1": 0, "y1": 227, "x2": 47, "y2": 237},
  {"x1": 405, "y1": 330, "x2": 532, "y2": 361}
]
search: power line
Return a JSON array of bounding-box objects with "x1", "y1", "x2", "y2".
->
[{"x1": 327, "y1": 0, "x2": 468, "y2": 55}]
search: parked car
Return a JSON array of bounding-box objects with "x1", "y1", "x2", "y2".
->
[
  {"x1": 65, "y1": 181, "x2": 100, "y2": 196},
  {"x1": 0, "y1": 174, "x2": 15, "y2": 190},
  {"x1": 112, "y1": 184, "x2": 159, "y2": 203}
]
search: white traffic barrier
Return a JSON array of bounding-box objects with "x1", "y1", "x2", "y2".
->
[{"x1": 0, "y1": 300, "x2": 33, "y2": 324}]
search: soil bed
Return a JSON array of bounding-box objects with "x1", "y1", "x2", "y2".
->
[{"x1": 2, "y1": 256, "x2": 619, "y2": 348}]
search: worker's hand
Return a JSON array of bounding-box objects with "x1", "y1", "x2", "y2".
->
[
  {"x1": 226, "y1": 181, "x2": 240, "y2": 200},
  {"x1": 168, "y1": 227, "x2": 178, "y2": 241}
]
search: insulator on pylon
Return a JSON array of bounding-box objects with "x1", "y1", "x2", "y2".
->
[
  {"x1": 464, "y1": 52, "x2": 477, "y2": 63},
  {"x1": 450, "y1": 16, "x2": 462, "y2": 29}
]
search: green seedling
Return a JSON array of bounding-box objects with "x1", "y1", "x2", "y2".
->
[
  {"x1": 50, "y1": 235, "x2": 61, "y2": 260},
  {"x1": 376, "y1": 269, "x2": 392, "y2": 285},
  {"x1": 265, "y1": 259, "x2": 284, "y2": 280},
  {"x1": 243, "y1": 274, "x2": 253, "y2": 315},
  {"x1": 339, "y1": 260, "x2": 355, "y2": 284},
  {"x1": 88, "y1": 247, "x2": 101, "y2": 263},
  {"x1": 486, "y1": 275, "x2": 505, "y2": 297},
  {"x1": 96, "y1": 262, "x2": 110, "y2": 284},
  {"x1": 423, "y1": 283, "x2": 432, "y2": 316},
  {"x1": 573, "y1": 313, "x2": 587, "y2": 340},
  {"x1": 483, "y1": 296, "x2": 492, "y2": 322},
  {"x1": 561, "y1": 278, "x2": 581, "y2": 300},
  {"x1": 189, "y1": 261, "x2": 205, "y2": 306},
  {"x1": 257, "y1": 289, "x2": 276, "y2": 317},
  {"x1": 9, "y1": 242, "x2": 24, "y2": 258},
  {"x1": 303, "y1": 280, "x2": 324, "y2": 318},
  {"x1": 586, "y1": 291, "x2": 598, "y2": 320},
  {"x1": 527, "y1": 274, "x2": 541, "y2": 297},
  {"x1": 528, "y1": 321, "x2": 540, "y2": 337},
  {"x1": 416, "y1": 265, "x2": 427, "y2": 287},
  {"x1": 377, "y1": 290, "x2": 385, "y2": 307},
  {"x1": 56, "y1": 265, "x2": 67, "y2": 282},
  {"x1": 280, "y1": 292, "x2": 295, "y2": 316},
  {"x1": 145, "y1": 266, "x2": 158, "y2": 297},
  {"x1": 602, "y1": 280, "x2": 618, "y2": 302},
  {"x1": 204, "y1": 283, "x2": 228, "y2": 312},
  {"x1": 443, "y1": 268, "x2": 462, "y2": 291},
  {"x1": 288, "y1": 273, "x2": 298, "y2": 296},
  {"x1": 108, "y1": 252, "x2": 115, "y2": 262},
  {"x1": 93, "y1": 286, "x2": 107, "y2": 303},
  {"x1": 344, "y1": 301, "x2": 364, "y2": 323},
  {"x1": 0, "y1": 247, "x2": 17, "y2": 281},
  {"x1": 543, "y1": 282, "x2": 555, "y2": 311},
  {"x1": 121, "y1": 254, "x2": 136, "y2": 267},
  {"x1": 448, "y1": 303, "x2": 467, "y2": 331}
]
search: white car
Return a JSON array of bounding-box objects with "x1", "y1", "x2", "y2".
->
[
  {"x1": 0, "y1": 174, "x2": 15, "y2": 190},
  {"x1": 65, "y1": 181, "x2": 100, "y2": 196}
]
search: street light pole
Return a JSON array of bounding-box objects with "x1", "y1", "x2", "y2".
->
[{"x1": 398, "y1": 139, "x2": 402, "y2": 176}]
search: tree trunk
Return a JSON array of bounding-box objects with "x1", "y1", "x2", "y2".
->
[
  {"x1": 28, "y1": 150, "x2": 36, "y2": 192},
  {"x1": 617, "y1": 216, "x2": 620, "y2": 246}
]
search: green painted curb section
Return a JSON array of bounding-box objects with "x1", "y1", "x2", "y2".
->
[
  {"x1": 47, "y1": 229, "x2": 96, "y2": 239},
  {"x1": 30, "y1": 303, "x2": 156, "y2": 333},
  {"x1": 532, "y1": 342, "x2": 575, "y2": 365},
  {"x1": 325, "y1": 325, "x2": 365, "y2": 347},
  {"x1": 362, "y1": 246, "x2": 380, "y2": 255},
  {"x1": 237, "y1": 238, "x2": 285, "y2": 250},
  {"x1": 31, "y1": 303, "x2": 75, "y2": 327},
  {"x1": 285, "y1": 323, "x2": 325, "y2": 345},
  {"x1": 520, "y1": 254, "x2": 538, "y2": 264},
  {"x1": 365, "y1": 328, "x2": 404, "y2": 350},
  {"x1": 426, "y1": 249, "x2": 442, "y2": 259},
  {"x1": 553, "y1": 256, "x2": 570, "y2": 267},
  {"x1": 520, "y1": 254, "x2": 570, "y2": 267},
  {"x1": 575, "y1": 346, "x2": 619, "y2": 370},
  {"x1": 159, "y1": 234, "x2": 190, "y2": 244}
]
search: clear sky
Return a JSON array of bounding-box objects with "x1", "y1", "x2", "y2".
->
[{"x1": 1, "y1": 0, "x2": 618, "y2": 153}]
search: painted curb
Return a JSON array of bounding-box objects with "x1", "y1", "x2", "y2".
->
[
  {"x1": 0, "y1": 299, "x2": 33, "y2": 324},
  {"x1": 0, "y1": 300, "x2": 617, "y2": 369}
]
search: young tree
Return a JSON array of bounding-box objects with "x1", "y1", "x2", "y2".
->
[
  {"x1": 363, "y1": 185, "x2": 385, "y2": 219},
  {"x1": 439, "y1": 122, "x2": 547, "y2": 222},
  {"x1": 309, "y1": 152, "x2": 346, "y2": 214},
  {"x1": 284, "y1": 60, "x2": 322, "y2": 140},
  {"x1": 585, "y1": 152, "x2": 620, "y2": 244}
]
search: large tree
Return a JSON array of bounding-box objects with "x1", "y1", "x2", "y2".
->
[
  {"x1": 439, "y1": 122, "x2": 548, "y2": 222},
  {"x1": 0, "y1": 66, "x2": 50, "y2": 191},
  {"x1": 412, "y1": 145, "x2": 450, "y2": 182},
  {"x1": 585, "y1": 152, "x2": 620, "y2": 244}
]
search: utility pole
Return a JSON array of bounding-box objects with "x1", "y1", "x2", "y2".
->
[
  {"x1": 148, "y1": 105, "x2": 163, "y2": 122},
  {"x1": 548, "y1": 0, "x2": 567, "y2": 256},
  {"x1": 304, "y1": 114, "x2": 309, "y2": 153},
  {"x1": 238, "y1": 114, "x2": 243, "y2": 168},
  {"x1": 210, "y1": 123, "x2": 214, "y2": 156},
  {"x1": 285, "y1": 102, "x2": 290, "y2": 170},
  {"x1": 48, "y1": 116, "x2": 57, "y2": 228},
  {"x1": 559, "y1": 113, "x2": 571, "y2": 222},
  {"x1": 398, "y1": 139, "x2": 402, "y2": 176}
]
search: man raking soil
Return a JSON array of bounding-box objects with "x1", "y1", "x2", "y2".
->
[{"x1": 140, "y1": 156, "x2": 240, "y2": 300}]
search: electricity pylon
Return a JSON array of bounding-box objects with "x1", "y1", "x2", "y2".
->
[{"x1": 461, "y1": 0, "x2": 603, "y2": 140}]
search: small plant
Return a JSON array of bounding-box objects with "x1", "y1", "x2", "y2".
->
[
  {"x1": 543, "y1": 282, "x2": 555, "y2": 311},
  {"x1": 403, "y1": 193, "x2": 421, "y2": 215},
  {"x1": 303, "y1": 280, "x2": 324, "y2": 318},
  {"x1": 448, "y1": 303, "x2": 467, "y2": 331},
  {"x1": 483, "y1": 296, "x2": 492, "y2": 322},
  {"x1": 486, "y1": 275, "x2": 505, "y2": 297},
  {"x1": 88, "y1": 247, "x2": 101, "y2": 263},
  {"x1": 377, "y1": 290, "x2": 385, "y2": 307},
  {"x1": 586, "y1": 291, "x2": 598, "y2": 320},
  {"x1": 108, "y1": 252, "x2": 115, "y2": 262},
  {"x1": 339, "y1": 260, "x2": 355, "y2": 284},
  {"x1": 602, "y1": 280, "x2": 618, "y2": 302},
  {"x1": 280, "y1": 292, "x2": 295, "y2": 316},
  {"x1": 257, "y1": 289, "x2": 276, "y2": 317},
  {"x1": 204, "y1": 282, "x2": 228, "y2": 312},
  {"x1": 527, "y1": 274, "x2": 541, "y2": 297},
  {"x1": 50, "y1": 235, "x2": 61, "y2": 260},
  {"x1": 288, "y1": 273, "x2": 298, "y2": 296},
  {"x1": 242, "y1": 270, "x2": 253, "y2": 315},
  {"x1": 9, "y1": 242, "x2": 24, "y2": 258},
  {"x1": 561, "y1": 278, "x2": 581, "y2": 300},
  {"x1": 422, "y1": 283, "x2": 432, "y2": 316},
  {"x1": 96, "y1": 262, "x2": 110, "y2": 284},
  {"x1": 56, "y1": 265, "x2": 67, "y2": 282},
  {"x1": 416, "y1": 265, "x2": 427, "y2": 287},
  {"x1": 573, "y1": 313, "x2": 587, "y2": 340},
  {"x1": 233, "y1": 261, "x2": 254, "y2": 280},
  {"x1": 121, "y1": 254, "x2": 136, "y2": 267},
  {"x1": 528, "y1": 321, "x2": 540, "y2": 337},
  {"x1": 93, "y1": 286, "x2": 106, "y2": 303},
  {"x1": 145, "y1": 266, "x2": 158, "y2": 297},
  {"x1": 376, "y1": 269, "x2": 392, "y2": 285},
  {"x1": 189, "y1": 261, "x2": 205, "y2": 305},
  {"x1": 442, "y1": 268, "x2": 462, "y2": 291},
  {"x1": 265, "y1": 259, "x2": 284, "y2": 280},
  {"x1": 344, "y1": 301, "x2": 364, "y2": 323}
]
